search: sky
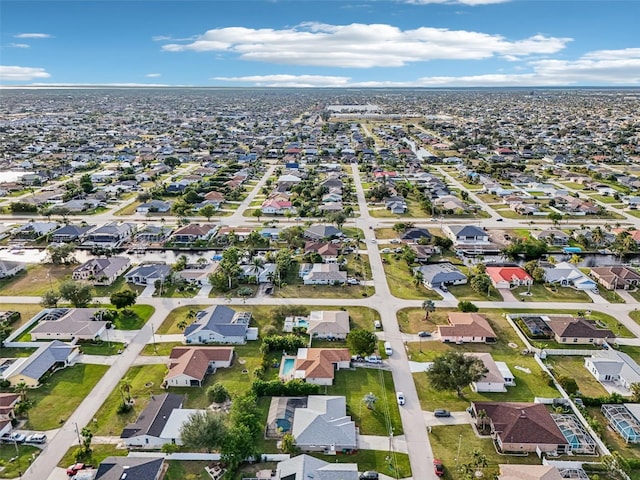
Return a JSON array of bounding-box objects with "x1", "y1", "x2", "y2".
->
[{"x1": 1, "y1": 0, "x2": 639, "y2": 87}]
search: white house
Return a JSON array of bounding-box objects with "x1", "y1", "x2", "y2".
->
[
  {"x1": 164, "y1": 347, "x2": 234, "y2": 388},
  {"x1": 300, "y1": 263, "x2": 347, "y2": 285},
  {"x1": 0, "y1": 261, "x2": 26, "y2": 279},
  {"x1": 443, "y1": 225, "x2": 490, "y2": 246},
  {"x1": 183, "y1": 305, "x2": 254, "y2": 345},
  {"x1": 306, "y1": 310, "x2": 350, "y2": 340},
  {"x1": 585, "y1": 350, "x2": 640, "y2": 393},
  {"x1": 468, "y1": 353, "x2": 515, "y2": 393}
]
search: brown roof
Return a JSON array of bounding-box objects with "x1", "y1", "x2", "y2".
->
[
  {"x1": 304, "y1": 241, "x2": 339, "y2": 256},
  {"x1": 295, "y1": 348, "x2": 350, "y2": 380},
  {"x1": 166, "y1": 347, "x2": 234, "y2": 382},
  {"x1": 591, "y1": 266, "x2": 640, "y2": 282},
  {"x1": 473, "y1": 402, "x2": 567, "y2": 447},
  {"x1": 438, "y1": 313, "x2": 497, "y2": 339},
  {"x1": 0, "y1": 393, "x2": 20, "y2": 408},
  {"x1": 172, "y1": 224, "x2": 216, "y2": 236},
  {"x1": 546, "y1": 316, "x2": 613, "y2": 339}
]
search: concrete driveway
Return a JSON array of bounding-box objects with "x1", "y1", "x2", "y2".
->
[{"x1": 423, "y1": 411, "x2": 473, "y2": 427}]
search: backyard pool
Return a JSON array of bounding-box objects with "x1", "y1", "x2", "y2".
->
[{"x1": 281, "y1": 357, "x2": 295, "y2": 377}]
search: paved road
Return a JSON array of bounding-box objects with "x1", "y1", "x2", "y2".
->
[{"x1": 4, "y1": 158, "x2": 640, "y2": 479}]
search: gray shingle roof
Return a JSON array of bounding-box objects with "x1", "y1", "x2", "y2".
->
[
  {"x1": 121, "y1": 393, "x2": 184, "y2": 439},
  {"x1": 95, "y1": 456, "x2": 164, "y2": 480},
  {"x1": 17, "y1": 340, "x2": 76, "y2": 381}
]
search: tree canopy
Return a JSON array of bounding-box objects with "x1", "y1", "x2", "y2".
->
[
  {"x1": 346, "y1": 328, "x2": 377, "y2": 357},
  {"x1": 426, "y1": 352, "x2": 488, "y2": 397},
  {"x1": 59, "y1": 280, "x2": 94, "y2": 308},
  {"x1": 110, "y1": 289, "x2": 137, "y2": 309},
  {"x1": 179, "y1": 410, "x2": 228, "y2": 453}
]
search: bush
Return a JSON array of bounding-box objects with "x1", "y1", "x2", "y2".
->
[
  {"x1": 207, "y1": 383, "x2": 229, "y2": 403},
  {"x1": 251, "y1": 379, "x2": 321, "y2": 397},
  {"x1": 457, "y1": 301, "x2": 479, "y2": 312},
  {"x1": 260, "y1": 334, "x2": 307, "y2": 354},
  {"x1": 116, "y1": 402, "x2": 133, "y2": 414},
  {"x1": 558, "y1": 376, "x2": 579, "y2": 395}
]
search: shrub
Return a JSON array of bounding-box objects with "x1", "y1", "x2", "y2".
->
[
  {"x1": 458, "y1": 301, "x2": 479, "y2": 313},
  {"x1": 207, "y1": 383, "x2": 229, "y2": 403},
  {"x1": 116, "y1": 402, "x2": 133, "y2": 414},
  {"x1": 251, "y1": 379, "x2": 321, "y2": 397}
]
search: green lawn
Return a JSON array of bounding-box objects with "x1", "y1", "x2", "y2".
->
[
  {"x1": 92, "y1": 364, "x2": 168, "y2": 435},
  {"x1": 511, "y1": 284, "x2": 592, "y2": 303},
  {"x1": 0, "y1": 264, "x2": 75, "y2": 296},
  {"x1": 26, "y1": 364, "x2": 109, "y2": 430},
  {"x1": 78, "y1": 340, "x2": 126, "y2": 355},
  {"x1": 157, "y1": 305, "x2": 208, "y2": 334},
  {"x1": 397, "y1": 307, "x2": 451, "y2": 334},
  {"x1": 380, "y1": 255, "x2": 442, "y2": 300},
  {"x1": 140, "y1": 341, "x2": 183, "y2": 356},
  {"x1": 112, "y1": 304, "x2": 155, "y2": 329},
  {"x1": 546, "y1": 356, "x2": 608, "y2": 397},
  {"x1": 93, "y1": 274, "x2": 145, "y2": 297},
  {"x1": 0, "y1": 304, "x2": 45, "y2": 330},
  {"x1": 57, "y1": 444, "x2": 127, "y2": 469},
  {"x1": 165, "y1": 460, "x2": 212, "y2": 480},
  {"x1": 313, "y1": 450, "x2": 411, "y2": 479},
  {"x1": 429, "y1": 424, "x2": 542, "y2": 480},
  {"x1": 447, "y1": 282, "x2": 502, "y2": 302},
  {"x1": 330, "y1": 369, "x2": 403, "y2": 436},
  {"x1": 0, "y1": 347, "x2": 35, "y2": 358},
  {"x1": 272, "y1": 281, "x2": 372, "y2": 299},
  {"x1": 598, "y1": 287, "x2": 625, "y2": 304},
  {"x1": 0, "y1": 444, "x2": 41, "y2": 478}
]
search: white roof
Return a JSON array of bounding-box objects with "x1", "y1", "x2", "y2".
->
[{"x1": 159, "y1": 409, "x2": 206, "y2": 440}]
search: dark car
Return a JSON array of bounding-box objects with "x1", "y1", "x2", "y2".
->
[
  {"x1": 434, "y1": 409, "x2": 451, "y2": 418},
  {"x1": 433, "y1": 459, "x2": 445, "y2": 477},
  {"x1": 418, "y1": 331, "x2": 431, "y2": 338},
  {"x1": 359, "y1": 472, "x2": 379, "y2": 480}
]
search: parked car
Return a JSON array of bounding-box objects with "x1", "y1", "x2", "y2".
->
[
  {"x1": 390, "y1": 238, "x2": 401, "y2": 244},
  {"x1": 8, "y1": 433, "x2": 25, "y2": 443},
  {"x1": 496, "y1": 218, "x2": 503, "y2": 222},
  {"x1": 434, "y1": 409, "x2": 451, "y2": 418},
  {"x1": 347, "y1": 278, "x2": 360, "y2": 285},
  {"x1": 364, "y1": 355, "x2": 382, "y2": 364},
  {"x1": 396, "y1": 392, "x2": 405, "y2": 405},
  {"x1": 25, "y1": 433, "x2": 47, "y2": 444},
  {"x1": 67, "y1": 463, "x2": 92, "y2": 476},
  {"x1": 374, "y1": 320, "x2": 382, "y2": 329},
  {"x1": 418, "y1": 331, "x2": 431, "y2": 338},
  {"x1": 433, "y1": 459, "x2": 445, "y2": 477},
  {"x1": 359, "y1": 471, "x2": 379, "y2": 480},
  {"x1": 381, "y1": 248, "x2": 392, "y2": 253}
]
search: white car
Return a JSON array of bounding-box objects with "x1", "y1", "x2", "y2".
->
[
  {"x1": 381, "y1": 248, "x2": 392, "y2": 253},
  {"x1": 390, "y1": 238, "x2": 401, "y2": 244},
  {"x1": 396, "y1": 392, "x2": 405, "y2": 405}
]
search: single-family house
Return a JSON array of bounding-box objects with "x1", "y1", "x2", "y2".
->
[
  {"x1": 443, "y1": 225, "x2": 490, "y2": 246},
  {"x1": 303, "y1": 225, "x2": 343, "y2": 241},
  {"x1": 306, "y1": 310, "x2": 350, "y2": 340},
  {"x1": 413, "y1": 262, "x2": 467, "y2": 289},
  {"x1": 585, "y1": 350, "x2": 640, "y2": 393},
  {"x1": 438, "y1": 313, "x2": 497, "y2": 344},
  {"x1": 400, "y1": 228, "x2": 432, "y2": 244},
  {"x1": 95, "y1": 456, "x2": 165, "y2": 480},
  {"x1": 125, "y1": 263, "x2": 172, "y2": 286},
  {"x1": 12, "y1": 222, "x2": 59, "y2": 240},
  {"x1": 532, "y1": 229, "x2": 570, "y2": 246},
  {"x1": 280, "y1": 348, "x2": 351, "y2": 385},
  {"x1": 300, "y1": 263, "x2": 347, "y2": 285},
  {"x1": 407, "y1": 244, "x2": 435, "y2": 263},
  {"x1": 50, "y1": 224, "x2": 95, "y2": 243},
  {"x1": 164, "y1": 347, "x2": 234, "y2": 387},
  {"x1": 0, "y1": 261, "x2": 26, "y2": 279},
  {"x1": 273, "y1": 454, "x2": 358, "y2": 480},
  {"x1": 291, "y1": 395, "x2": 357, "y2": 453},
  {"x1": 72, "y1": 256, "x2": 130, "y2": 285},
  {"x1": 468, "y1": 353, "x2": 515, "y2": 393},
  {"x1": 136, "y1": 200, "x2": 171, "y2": 214},
  {"x1": 546, "y1": 315, "x2": 613, "y2": 344},
  {"x1": 0, "y1": 393, "x2": 21, "y2": 433},
  {"x1": 30, "y1": 308, "x2": 108, "y2": 341},
  {"x1": 486, "y1": 266, "x2": 533, "y2": 289},
  {"x1": 84, "y1": 222, "x2": 135, "y2": 247},
  {"x1": 175, "y1": 262, "x2": 218, "y2": 286},
  {"x1": 183, "y1": 305, "x2": 254, "y2": 345},
  {"x1": 170, "y1": 224, "x2": 217, "y2": 244},
  {"x1": 304, "y1": 241, "x2": 340, "y2": 263},
  {"x1": 543, "y1": 261, "x2": 597, "y2": 290},
  {"x1": 591, "y1": 266, "x2": 640, "y2": 290},
  {"x1": 498, "y1": 464, "x2": 563, "y2": 480},
  {"x1": 135, "y1": 225, "x2": 173, "y2": 244},
  {"x1": 261, "y1": 198, "x2": 296, "y2": 215},
  {"x1": 239, "y1": 262, "x2": 276, "y2": 284},
  {"x1": 120, "y1": 393, "x2": 186, "y2": 448},
  {"x1": 1, "y1": 340, "x2": 80, "y2": 387},
  {"x1": 471, "y1": 402, "x2": 569, "y2": 453}
]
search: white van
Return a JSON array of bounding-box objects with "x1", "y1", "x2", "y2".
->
[{"x1": 384, "y1": 341, "x2": 393, "y2": 356}]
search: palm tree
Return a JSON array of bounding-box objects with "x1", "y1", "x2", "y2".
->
[
  {"x1": 249, "y1": 257, "x2": 265, "y2": 284},
  {"x1": 422, "y1": 299, "x2": 436, "y2": 320},
  {"x1": 119, "y1": 377, "x2": 132, "y2": 405},
  {"x1": 177, "y1": 319, "x2": 189, "y2": 331},
  {"x1": 592, "y1": 226, "x2": 604, "y2": 246},
  {"x1": 14, "y1": 382, "x2": 28, "y2": 401}
]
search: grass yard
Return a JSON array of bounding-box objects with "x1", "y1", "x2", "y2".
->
[
  {"x1": 113, "y1": 200, "x2": 141, "y2": 216},
  {"x1": 397, "y1": 307, "x2": 451, "y2": 334},
  {"x1": 57, "y1": 444, "x2": 127, "y2": 469},
  {"x1": 546, "y1": 356, "x2": 608, "y2": 397},
  {"x1": 0, "y1": 444, "x2": 41, "y2": 478},
  {"x1": 0, "y1": 347, "x2": 35, "y2": 358},
  {"x1": 92, "y1": 364, "x2": 168, "y2": 435},
  {"x1": 344, "y1": 253, "x2": 373, "y2": 280},
  {"x1": 157, "y1": 305, "x2": 208, "y2": 334},
  {"x1": 630, "y1": 310, "x2": 640, "y2": 325},
  {"x1": 374, "y1": 228, "x2": 398, "y2": 240},
  {"x1": 26, "y1": 364, "x2": 109, "y2": 430},
  {"x1": 313, "y1": 450, "x2": 411, "y2": 479},
  {"x1": 447, "y1": 282, "x2": 502, "y2": 302},
  {"x1": 381, "y1": 255, "x2": 442, "y2": 300},
  {"x1": 165, "y1": 461, "x2": 213, "y2": 480},
  {"x1": 94, "y1": 275, "x2": 145, "y2": 297},
  {"x1": 78, "y1": 340, "x2": 125, "y2": 355},
  {"x1": 585, "y1": 406, "x2": 640, "y2": 462},
  {"x1": 140, "y1": 341, "x2": 183, "y2": 356},
  {"x1": 0, "y1": 264, "x2": 75, "y2": 296},
  {"x1": 598, "y1": 287, "x2": 625, "y2": 304},
  {"x1": 429, "y1": 424, "x2": 541, "y2": 480},
  {"x1": 511, "y1": 284, "x2": 592, "y2": 303},
  {"x1": 108, "y1": 304, "x2": 155, "y2": 330},
  {"x1": 272, "y1": 282, "x2": 372, "y2": 299},
  {"x1": 330, "y1": 369, "x2": 403, "y2": 436},
  {"x1": 0, "y1": 304, "x2": 44, "y2": 331}
]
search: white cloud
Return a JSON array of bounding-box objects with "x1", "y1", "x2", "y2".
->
[
  {"x1": 13, "y1": 33, "x2": 52, "y2": 39},
  {"x1": 162, "y1": 22, "x2": 570, "y2": 68},
  {"x1": 145, "y1": 73, "x2": 161, "y2": 78},
  {"x1": 213, "y1": 74, "x2": 351, "y2": 87},
  {"x1": 8, "y1": 43, "x2": 30, "y2": 49},
  {"x1": 0, "y1": 66, "x2": 51, "y2": 81},
  {"x1": 215, "y1": 48, "x2": 640, "y2": 87}
]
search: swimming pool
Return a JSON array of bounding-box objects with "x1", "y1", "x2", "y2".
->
[{"x1": 282, "y1": 358, "x2": 295, "y2": 377}]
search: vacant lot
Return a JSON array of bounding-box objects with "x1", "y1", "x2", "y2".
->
[
  {"x1": 381, "y1": 254, "x2": 442, "y2": 300},
  {"x1": 58, "y1": 444, "x2": 126, "y2": 469},
  {"x1": 546, "y1": 356, "x2": 608, "y2": 398},
  {"x1": 0, "y1": 264, "x2": 75, "y2": 296},
  {"x1": 0, "y1": 444, "x2": 41, "y2": 478},
  {"x1": 27, "y1": 364, "x2": 109, "y2": 430}
]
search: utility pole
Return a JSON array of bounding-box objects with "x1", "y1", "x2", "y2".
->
[{"x1": 74, "y1": 422, "x2": 82, "y2": 445}]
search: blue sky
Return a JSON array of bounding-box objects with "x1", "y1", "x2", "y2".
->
[{"x1": 1, "y1": 0, "x2": 639, "y2": 87}]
